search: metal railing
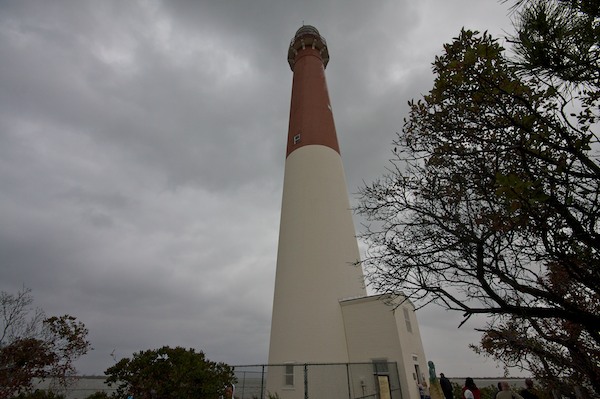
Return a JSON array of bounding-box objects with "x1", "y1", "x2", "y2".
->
[{"x1": 233, "y1": 362, "x2": 402, "y2": 399}]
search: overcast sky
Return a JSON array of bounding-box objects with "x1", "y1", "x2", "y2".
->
[{"x1": 0, "y1": 0, "x2": 522, "y2": 378}]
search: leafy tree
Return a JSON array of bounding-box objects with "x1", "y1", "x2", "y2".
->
[
  {"x1": 104, "y1": 346, "x2": 236, "y2": 399},
  {"x1": 0, "y1": 287, "x2": 91, "y2": 398},
  {"x1": 509, "y1": 0, "x2": 599, "y2": 85},
  {"x1": 12, "y1": 390, "x2": 66, "y2": 399},
  {"x1": 355, "y1": 0, "x2": 599, "y2": 393}
]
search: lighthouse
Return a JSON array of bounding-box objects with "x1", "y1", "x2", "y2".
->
[
  {"x1": 265, "y1": 26, "x2": 429, "y2": 399},
  {"x1": 268, "y1": 24, "x2": 366, "y2": 367}
]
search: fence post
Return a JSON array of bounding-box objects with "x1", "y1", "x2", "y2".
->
[
  {"x1": 260, "y1": 365, "x2": 265, "y2": 399},
  {"x1": 346, "y1": 363, "x2": 352, "y2": 399},
  {"x1": 240, "y1": 371, "x2": 246, "y2": 399},
  {"x1": 304, "y1": 363, "x2": 309, "y2": 399}
]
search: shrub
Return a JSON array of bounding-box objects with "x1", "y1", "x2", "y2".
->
[{"x1": 12, "y1": 390, "x2": 65, "y2": 399}]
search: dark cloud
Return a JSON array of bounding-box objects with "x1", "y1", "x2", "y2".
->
[{"x1": 0, "y1": 0, "x2": 518, "y2": 377}]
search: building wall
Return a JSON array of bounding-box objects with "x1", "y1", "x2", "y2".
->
[
  {"x1": 267, "y1": 144, "x2": 367, "y2": 399},
  {"x1": 340, "y1": 295, "x2": 429, "y2": 399},
  {"x1": 393, "y1": 298, "x2": 429, "y2": 399}
]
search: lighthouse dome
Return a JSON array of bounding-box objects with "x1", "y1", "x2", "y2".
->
[{"x1": 287, "y1": 24, "x2": 329, "y2": 70}]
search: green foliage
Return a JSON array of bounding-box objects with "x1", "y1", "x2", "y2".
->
[
  {"x1": 0, "y1": 287, "x2": 91, "y2": 398},
  {"x1": 511, "y1": 0, "x2": 600, "y2": 85},
  {"x1": 356, "y1": 0, "x2": 599, "y2": 393},
  {"x1": 104, "y1": 346, "x2": 236, "y2": 399},
  {"x1": 452, "y1": 382, "x2": 462, "y2": 399},
  {"x1": 11, "y1": 390, "x2": 66, "y2": 399}
]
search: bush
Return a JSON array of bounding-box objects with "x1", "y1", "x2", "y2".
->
[
  {"x1": 12, "y1": 390, "x2": 65, "y2": 399},
  {"x1": 105, "y1": 346, "x2": 236, "y2": 399}
]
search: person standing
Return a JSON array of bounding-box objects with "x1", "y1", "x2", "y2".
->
[
  {"x1": 520, "y1": 379, "x2": 540, "y2": 399},
  {"x1": 462, "y1": 378, "x2": 481, "y2": 399},
  {"x1": 440, "y1": 373, "x2": 454, "y2": 399},
  {"x1": 495, "y1": 382, "x2": 502, "y2": 398},
  {"x1": 496, "y1": 381, "x2": 524, "y2": 399},
  {"x1": 422, "y1": 379, "x2": 431, "y2": 399}
]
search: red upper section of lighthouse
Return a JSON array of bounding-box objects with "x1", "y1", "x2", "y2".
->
[{"x1": 286, "y1": 25, "x2": 340, "y2": 158}]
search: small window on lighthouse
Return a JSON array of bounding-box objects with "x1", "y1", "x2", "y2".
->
[
  {"x1": 403, "y1": 307, "x2": 413, "y2": 333},
  {"x1": 293, "y1": 133, "x2": 301, "y2": 144},
  {"x1": 284, "y1": 363, "x2": 294, "y2": 386}
]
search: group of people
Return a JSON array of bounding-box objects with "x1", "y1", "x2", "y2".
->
[{"x1": 438, "y1": 374, "x2": 540, "y2": 399}]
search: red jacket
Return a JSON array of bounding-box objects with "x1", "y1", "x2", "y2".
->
[{"x1": 462, "y1": 386, "x2": 481, "y2": 399}]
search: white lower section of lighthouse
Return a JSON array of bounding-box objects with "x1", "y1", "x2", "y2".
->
[{"x1": 268, "y1": 144, "x2": 366, "y2": 367}]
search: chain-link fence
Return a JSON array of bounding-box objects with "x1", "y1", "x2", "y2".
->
[
  {"x1": 233, "y1": 362, "x2": 401, "y2": 399},
  {"x1": 26, "y1": 363, "x2": 401, "y2": 399}
]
